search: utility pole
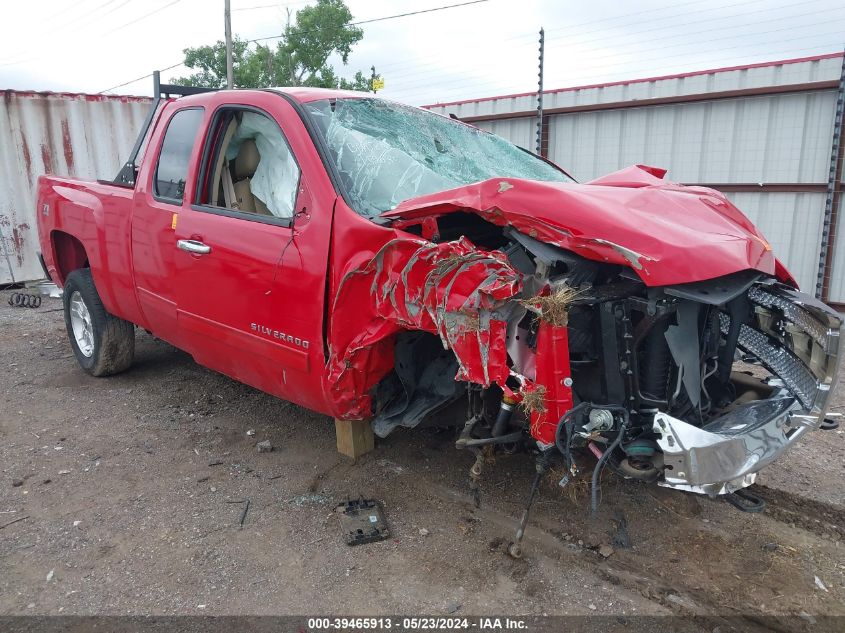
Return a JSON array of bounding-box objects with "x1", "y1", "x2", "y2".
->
[
  {"x1": 224, "y1": 0, "x2": 234, "y2": 89},
  {"x1": 286, "y1": 9, "x2": 294, "y2": 85},
  {"x1": 535, "y1": 27, "x2": 545, "y2": 156}
]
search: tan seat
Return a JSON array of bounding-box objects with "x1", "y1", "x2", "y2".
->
[{"x1": 232, "y1": 139, "x2": 270, "y2": 215}]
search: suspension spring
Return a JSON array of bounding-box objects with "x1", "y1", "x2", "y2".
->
[{"x1": 8, "y1": 292, "x2": 41, "y2": 308}]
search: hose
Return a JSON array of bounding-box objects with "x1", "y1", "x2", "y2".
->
[
  {"x1": 554, "y1": 402, "x2": 590, "y2": 473},
  {"x1": 591, "y1": 410, "x2": 629, "y2": 516},
  {"x1": 459, "y1": 430, "x2": 523, "y2": 447}
]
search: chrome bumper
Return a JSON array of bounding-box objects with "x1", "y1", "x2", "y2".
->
[{"x1": 654, "y1": 283, "x2": 842, "y2": 496}]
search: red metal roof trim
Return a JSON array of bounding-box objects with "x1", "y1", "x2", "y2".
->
[{"x1": 421, "y1": 51, "x2": 845, "y2": 109}]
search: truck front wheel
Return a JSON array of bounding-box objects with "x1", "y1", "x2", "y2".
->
[{"x1": 63, "y1": 269, "x2": 135, "y2": 376}]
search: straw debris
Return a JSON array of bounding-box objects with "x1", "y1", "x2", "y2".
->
[
  {"x1": 520, "y1": 384, "x2": 547, "y2": 414},
  {"x1": 519, "y1": 285, "x2": 581, "y2": 327}
]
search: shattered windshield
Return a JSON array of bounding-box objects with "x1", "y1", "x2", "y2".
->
[{"x1": 304, "y1": 98, "x2": 572, "y2": 217}]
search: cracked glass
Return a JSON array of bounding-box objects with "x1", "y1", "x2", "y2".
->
[{"x1": 304, "y1": 98, "x2": 572, "y2": 217}]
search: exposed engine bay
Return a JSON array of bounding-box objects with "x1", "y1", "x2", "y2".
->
[{"x1": 364, "y1": 208, "x2": 842, "y2": 508}]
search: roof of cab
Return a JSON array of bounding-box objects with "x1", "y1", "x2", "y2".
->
[
  {"x1": 268, "y1": 86, "x2": 371, "y2": 102},
  {"x1": 170, "y1": 86, "x2": 371, "y2": 107}
]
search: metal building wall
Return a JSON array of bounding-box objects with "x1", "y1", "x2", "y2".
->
[
  {"x1": 473, "y1": 118, "x2": 535, "y2": 149},
  {"x1": 0, "y1": 91, "x2": 151, "y2": 285},
  {"x1": 426, "y1": 53, "x2": 844, "y2": 300},
  {"x1": 544, "y1": 92, "x2": 837, "y2": 290}
]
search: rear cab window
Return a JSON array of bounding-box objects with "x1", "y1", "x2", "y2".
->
[{"x1": 154, "y1": 108, "x2": 205, "y2": 203}]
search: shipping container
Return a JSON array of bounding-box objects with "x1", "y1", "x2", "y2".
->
[{"x1": 0, "y1": 90, "x2": 151, "y2": 285}]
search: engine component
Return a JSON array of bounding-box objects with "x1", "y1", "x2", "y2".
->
[
  {"x1": 336, "y1": 498, "x2": 390, "y2": 546},
  {"x1": 583, "y1": 408, "x2": 613, "y2": 432},
  {"x1": 491, "y1": 394, "x2": 517, "y2": 437},
  {"x1": 638, "y1": 321, "x2": 671, "y2": 401}
]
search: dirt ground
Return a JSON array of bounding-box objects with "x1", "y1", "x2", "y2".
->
[{"x1": 1, "y1": 290, "x2": 844, "y2": 627}]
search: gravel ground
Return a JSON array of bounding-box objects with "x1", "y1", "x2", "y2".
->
[{"x1": 1, "y1": 290, "x2": 844, "y2": 625}]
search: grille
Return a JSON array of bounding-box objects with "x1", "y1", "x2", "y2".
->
[{"x1": 720, "y1": 284, "x2": 841, "y2": 414}]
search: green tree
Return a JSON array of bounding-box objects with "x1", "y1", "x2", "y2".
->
[{"x1": 172, "y1": 0, "x2": 370, "y2": 90}]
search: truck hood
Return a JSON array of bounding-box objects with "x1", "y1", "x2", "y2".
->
[{"x1": 382, "y1": 165, "x2": 779, "y2": 287}]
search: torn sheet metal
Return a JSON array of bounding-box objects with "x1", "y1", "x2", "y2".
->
[
  {"x1": 383, "y1": 166, "x2": 786, "y2": 287},
  {"x1": 325, "y1": 236, "x2": 522, "y2": 419},
  {"x1": 528, "y1": 321, "x2": 574, "y2": 445}
]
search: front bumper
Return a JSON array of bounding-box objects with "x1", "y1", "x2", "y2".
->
[{"x1": 653, "y1": 283, "x2": 841, "y2": 496}]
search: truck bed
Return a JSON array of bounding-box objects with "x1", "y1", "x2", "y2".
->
[{"x1": 36, "y1": 175, "x2": 142, "y2": 325}]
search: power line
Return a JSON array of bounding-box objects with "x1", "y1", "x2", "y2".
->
[
  {"x1": 383, "y1": 0, "x2": 831, "y2": 86},
  {"x1": 0, "y1": 0, "x2": 133, "y2": 66},
  {"x1": 1, "y1": 0, "x2": 185, "y2": 68},
  {"x1": 100, "y1": 0, "x2": 491, "y2": 92},
  {"x1": 233, "y1": 1, "x2": 310, "y2": 11},
  {"x1": 249, "y1": 0, "x2": 491, "y2": 42},
  {"x1": 354, "y1": 0, "x2": 489, "y2": 27},
  {"x1": 397, "y1": 30, "x2": 844, "y2": 100},
  {"x1": 399, "y1": 38, "x2": 844, "y2": 104},
  {"x1": 376, "y1": 0, "x2": 779, "y2": 75},
  {"x1": 386, "y1": 7, "x2": 842, "y2": 91},
  {"x1": 101, "y1": 61, "x2": 186, "y2": 94},
  {"x1": 108, "y1": 0, "x2": 185, "y2": 34}
]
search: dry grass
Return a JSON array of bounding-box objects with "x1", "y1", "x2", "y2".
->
[
  {"x1": 520, "y1": 384, "x2": 547, "y2": 414},
  {"x1": 546, "y1": 466, "x2": 592, "y2": 503},
  {"x1": 519, "y1": 285, "x2": 581, "y2": 327}
]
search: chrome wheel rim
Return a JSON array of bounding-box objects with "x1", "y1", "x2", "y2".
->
[{"x1": 69, "y1": 291, "x2": 94, "y2": 357}]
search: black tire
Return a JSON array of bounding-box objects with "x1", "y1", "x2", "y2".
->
[{"x1": 63, "y1": 268, "x2": 135, "y2": 376}]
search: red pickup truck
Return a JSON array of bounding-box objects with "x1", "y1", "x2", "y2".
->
[{"x1": 36, "y1": 77, "x2": 841, "y2": 530}]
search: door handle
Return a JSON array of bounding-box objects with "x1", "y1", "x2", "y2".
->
[{"x1": 177, "y1": 239, "x2": 211, "y2": 255}]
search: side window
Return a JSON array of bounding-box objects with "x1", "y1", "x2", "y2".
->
[
  {"x1": 199, "y1": 109, "x2": 301, "y2": 220},
  {"x1": 154, "y1": 108, "x2": 204, "y2": 203}
]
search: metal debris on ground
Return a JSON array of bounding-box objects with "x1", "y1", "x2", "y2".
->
[
  {"x1": 8, "y1": 292, "x2": 41, "y2": 308},
  {"x1": 284, "y1": 494, "x2": 329, "y2": 507},
  {"x1": 0, "y1": 515, "x2": 29, "y2": 530},
  {"x1": 336, "y1": 497, "x2": 390, "y2": 546},
  {"x1": 238, "y1": 499, "x2": 251, "y2": 527}
]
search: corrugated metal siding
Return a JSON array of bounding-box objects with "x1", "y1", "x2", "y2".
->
[
  {"x1": 0, "y1": 91, "x2": 151, "y2": 284},
  {"x1": 473, "y1": 118, "x2": 535, "y2": 150},
  {"x1": 546, "y1": 92, "x2": 836, "y2": 183},
  {"x1": 542, "y1": 92, "x2": 835, "y2": 294},
  {"x1": 426, "y1": 54, "x2": 843, "y2": 118},
  {"x1": 426, "y1": 54, "x2": 845, "y2": 301},
  {"x1": 723, "y1": 191, "x2": 826, "y2": 292}
]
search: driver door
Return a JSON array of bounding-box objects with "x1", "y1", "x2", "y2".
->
[{"x1": 173, "y1": 99, "x2": 328, "y2": 412}]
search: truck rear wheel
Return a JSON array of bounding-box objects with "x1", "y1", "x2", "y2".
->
[{"x1": 63, "y1": 268, "x2": 135, "y2": 376}]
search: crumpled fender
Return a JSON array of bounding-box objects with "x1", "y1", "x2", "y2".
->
[
  {"x1": 325, "y1": 236, "x2": 522, "y2": 418},
  {"x1": 383, "y1": 165, "x2": 789, "y2": 287}
]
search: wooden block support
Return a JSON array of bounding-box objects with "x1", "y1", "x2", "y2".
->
[{"x1": 335, "y1": 417, "x2": 374, "y2": 460}]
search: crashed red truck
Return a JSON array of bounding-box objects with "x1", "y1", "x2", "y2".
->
[{"x1": 36, "y1": 81, "x2": 842, "y2": 535}]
